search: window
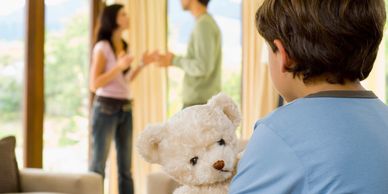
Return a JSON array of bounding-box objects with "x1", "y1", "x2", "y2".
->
[
  {"x1": 167, "y1": 0, "x2": 242, "y2": 115},
  {"x1": 0, "y1": 0, "x2": 26, "y2": 166},
  {"x1": 43, "y1": 0, "x2": 90, "y2": 172}
]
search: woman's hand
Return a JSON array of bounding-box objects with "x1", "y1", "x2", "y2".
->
[
  {"x1": 142, "y1": 51, "x2": 159, "y2": 66},
  {"x1": 117, "y1": 53, "x2": 134, "y2": 71}
]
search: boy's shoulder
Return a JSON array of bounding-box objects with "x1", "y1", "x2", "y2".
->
[
  {"x1": 255, "y1": 98, "x2": 307, "y2": 129},
  {"x1": 255, "y1": 95, "x2": 388, "y2": 136}
]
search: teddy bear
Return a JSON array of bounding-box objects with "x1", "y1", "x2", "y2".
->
[{"x1": 137, "y1": 93, "x2": 243, "y2": 194}]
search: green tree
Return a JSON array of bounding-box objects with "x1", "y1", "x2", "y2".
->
[
  {"x1": 0, "y1": 76, "x2": 22, "y2": 120},
  {"x1": 0, "y1": 45, "x2": 23, "y2": 121},
  {"x1": 44, "y1": 12, "x2": 90, "y2": 146},
  {"x1": 222, "y1": 71, "x2": 242, "y2": 107},
  {"x1": 45, "y1": 13, "x2": 89, "y2": 117}
]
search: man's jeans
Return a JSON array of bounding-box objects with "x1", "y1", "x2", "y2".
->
[{"x1": 89, "y1": 98, "x2": 134, "y2": 194}]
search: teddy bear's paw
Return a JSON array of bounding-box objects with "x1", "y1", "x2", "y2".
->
[
  {"x1": 173, "y1": 186, "x2": 200, "y2": 194},
  {"x1": 173, "y1": 185, "x2": 228, "y2": 194}
]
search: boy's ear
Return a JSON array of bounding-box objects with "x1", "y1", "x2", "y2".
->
[
  {"x1": 136, "y1": 124, "x2": 166, "y2": 164},
  {"x1": 273, "y1": 39, "x2": 293, "y2": 72},
  {"x1": 208, "y1": 93, "x2": 241, "y2": 128}
]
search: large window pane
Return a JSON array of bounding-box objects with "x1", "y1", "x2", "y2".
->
[
  {"x1": 0, "y1": 0, "x2": 26, "y2": 166},
  {"x1": 44, "y1": 0, "x2": 90, "y2": 172},
  {"x1": 167, "y1": 0, "x2": 242, "y2": 115}
]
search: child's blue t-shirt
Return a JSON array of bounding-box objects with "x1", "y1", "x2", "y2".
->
[{"x1": 230, "y1": 91, "x2": 388, "y2": 194}]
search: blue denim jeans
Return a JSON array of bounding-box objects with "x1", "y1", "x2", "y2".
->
[{"x1": 89, "y1": 98, "x2": 134, "y2": 194}]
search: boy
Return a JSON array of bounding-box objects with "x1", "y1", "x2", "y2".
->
[{"x1": 230, "y1": 0, "x2": 388, "y2": 193}]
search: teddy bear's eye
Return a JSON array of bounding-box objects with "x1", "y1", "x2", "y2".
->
[
  {"x1": 190, "y1": 156, "x2": 198, "y2": 166},
  {"x1": 218, "y1": 138, "x2": 226, "y2": 146}
]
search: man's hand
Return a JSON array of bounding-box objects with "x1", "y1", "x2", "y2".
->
[
  {"x1": 142, "y1": 50, "x2": 159, "y2": 66},
  {"x1": 157, "y1": 52, "x2": 174, "y2": 67}
]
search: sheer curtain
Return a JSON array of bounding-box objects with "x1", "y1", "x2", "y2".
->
[
  {"x1": 241, "y1": 0, "x2": 279, "y2": 139},
  {"x1": 107, "y1": 0, "x2": 167, "y2": 193},
  {"x1": 363, "y1": 44, "x2": 386, "y2": 101}
]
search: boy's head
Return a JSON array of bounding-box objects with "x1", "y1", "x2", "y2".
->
[
  {"x1": 181, "y1": 0, "x2": 210, "y2": 10},
  {"x1": 256, "y1": 0, "x2": 386, "y2": 101}
]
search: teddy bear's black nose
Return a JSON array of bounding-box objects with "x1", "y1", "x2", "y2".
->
[{"x1": 213, "y1": 160, "x2": 225, "y2": 171}]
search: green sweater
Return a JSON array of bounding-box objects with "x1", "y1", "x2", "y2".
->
[{"x1": 172, "y1": 13, "x2": 222, "y2": 106}]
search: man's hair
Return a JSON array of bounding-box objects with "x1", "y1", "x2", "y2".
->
[
  {"x1": 198, "y1": 0, "x2": 210, "y2": 7},
  {"x1": 256, "y1": 0, "x2": 386, "y2": 84}
]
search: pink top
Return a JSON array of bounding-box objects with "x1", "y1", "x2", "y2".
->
[{"x1": 93, "y1": 41, "x2": 130, "y2": 100}]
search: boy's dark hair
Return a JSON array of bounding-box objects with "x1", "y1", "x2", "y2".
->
[
  {"x1": 256, "y1": 0, "x2": 386, "y2": 84},
  {"x1": 198, "y1": 0, "x2": 210, "y2": 7}
]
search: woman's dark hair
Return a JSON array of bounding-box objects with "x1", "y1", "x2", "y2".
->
[
  {"x1": 96, "y1": 4, "x2": 128, "y2": 56},
  {"x1": 256, "y1": 0, "x2": 386, "y2": 84},
  {"x1": 198, "y1": 0, "x2": 211, "y2": 7}
]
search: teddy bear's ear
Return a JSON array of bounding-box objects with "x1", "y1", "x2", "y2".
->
[
  {"x1": 136, "y1": 124, "x2": 166, "y2": 164},
  {"x1": 208, "y1": 93, "x2": 241, "y2": 128}
]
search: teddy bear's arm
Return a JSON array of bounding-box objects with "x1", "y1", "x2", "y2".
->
[
  {"x1": 173, "y1": 186, "x2": 198, "y2": 194},
  {"x1": 173, "y1": 185, "x2": 228, "y2": 194}
]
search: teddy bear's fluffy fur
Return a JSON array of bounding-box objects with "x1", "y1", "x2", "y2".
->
[{"x1": 137, "y1": 93, "x2": 242, "y2": 194}]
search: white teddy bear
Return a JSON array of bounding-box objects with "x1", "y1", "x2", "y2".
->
[{"x1": 137, "y1": 93, "x2": 243, "y2": 194}]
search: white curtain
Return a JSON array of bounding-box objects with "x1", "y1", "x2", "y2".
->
[
  {"x1": 127, "y1": 1, "x2": 167, "y2": 194},
  {"x1": 107, "y1": 0, "x2": 167, "y2": 193},
  {"x1": 362, "y1": 44, "x2": 386, "y2": 101},
  {"x1": 241, "y1": 0, "x2": 279, "y2": 140}
]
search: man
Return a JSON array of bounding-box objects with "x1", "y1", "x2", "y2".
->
[{"x1": 159, "y1": 0, "x2": 222, "y2": 108}]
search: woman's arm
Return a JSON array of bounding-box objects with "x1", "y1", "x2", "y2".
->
[
  {"x1": 126, "y1": 63, "x2": 145, "y2": 82},
  {"x1": 89, "y1": 50, "x2": 133, "y2": 92},
  {"x1": 125, "y1": 51, "x2": 158, "y2": 82}
]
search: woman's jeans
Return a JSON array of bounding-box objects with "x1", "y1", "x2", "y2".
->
[{"x1": 89, "y1": 97, "x2": 134, "y2": 194}]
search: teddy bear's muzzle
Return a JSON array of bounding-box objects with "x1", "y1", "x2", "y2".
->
[{"x1": 213, "y1": 160, "x2": 225, "y2": 171}]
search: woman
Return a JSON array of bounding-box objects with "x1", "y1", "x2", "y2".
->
[{"x1": 89, "y1": 4, "x2": 156, "y2": 194}]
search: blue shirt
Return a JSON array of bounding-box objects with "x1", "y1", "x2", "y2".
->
[{"x1": 230, "y1": 91, "x2": 388, "y2": 194}]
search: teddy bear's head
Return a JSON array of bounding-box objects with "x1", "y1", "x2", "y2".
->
[{"x1": 137, "y1": 93, "x2": 241, "y2": 186}]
